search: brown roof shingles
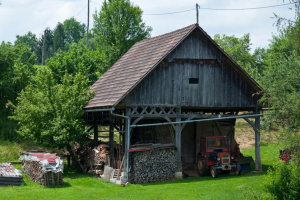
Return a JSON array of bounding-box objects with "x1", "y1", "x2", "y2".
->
[{"x1": 85, "y1": 24, "x2": 197, "y2": 109}]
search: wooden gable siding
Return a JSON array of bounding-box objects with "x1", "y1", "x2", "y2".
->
[{"x1": 122, "y1": 29, "x2": 257, "y2": 109}]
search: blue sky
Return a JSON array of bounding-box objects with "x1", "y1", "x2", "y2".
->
[{"x1": 0, "y1": 0, "x2": 296, "y2": 50}]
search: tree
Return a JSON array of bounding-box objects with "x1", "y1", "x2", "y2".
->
[
  {"x1": 12, "y1": 43, "x2": 106, "y2": 149},
  {"x1": 14, "y1": 32, "x2": 38, "y2": 53},
  {"x1": 0, "y1": 42, "x2": 36, "y2": 109},
  {"x1": 0, "y1": 42, "x2": 36, "y2": 140},
  {"x1": 63, "y1": 17, "x2": 85, "y2": 44},
  {"x1": 53, "y1": 23, "x2": 65, "y2": 51},
  {"x1": 12, "y1": 68, "x2": 93, "y2": 149},
  {"x1": 46, "y1": 43, "x2": 107, "y2": 84},
  {"x1": 262, "y1": 5, "x2": 300, "y2": 199},
  {"x1": 35, "y1": 27, "x2": 54, "y2": 64},
  {"x1": 261, "y1": 9, "x2": 300, "y2": 133},
  {"x1": 93, "y1": 0, "x2": 151, "y2": 68}
]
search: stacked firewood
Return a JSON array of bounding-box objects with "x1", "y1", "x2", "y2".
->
[
  {"x1": 87, "y1": 144, "x2": 109, "y2": 176},
  {"x1": 22, "y1": 160, "x2": 44, "y2": 185},
  {"x1": 43, "y1": 171, "x2": 63, "y2": 186},
  {"x1": 22, "y1": 160, "x2": 63, "y2": 186},
  {"x1": 20, "y1": 153, "x2": 63, "y2": 186},
  {"x1": 130, "y1": 148, "x2": 177, "y2": 184}
]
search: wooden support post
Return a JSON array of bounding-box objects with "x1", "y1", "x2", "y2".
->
[
  {"x1": 255, "y1": 108, "x2": 262, "y2": 171},
  {"x1": 175, "y1": 125, "x2": 182, "y2": 171},
  {"x1": 124, "y1": 109, "x2": 131, "y2": 182},
  {"x1": 109, "y1": 123, "x2": 114, "y2": 168},
  {"x1": 93, "y1": 124, "x2": 98, "y2": 143},
  {"x1": 174, "y1": 108, "x2": 183, "y2": 179}
]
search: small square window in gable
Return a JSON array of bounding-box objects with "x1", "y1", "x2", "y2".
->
[{"x1": 189, "y1": 78, "x2": 199, "y2": 84}]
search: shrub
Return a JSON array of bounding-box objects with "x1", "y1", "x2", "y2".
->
[{"x1": 264, "y1": 159, "x2": 300, "y2": 200}]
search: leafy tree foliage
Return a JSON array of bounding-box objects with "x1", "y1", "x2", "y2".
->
[
  {"x1": 12, "y1": 43, "x2": 107, "y2": 149},
  {"x1": 46, "y1": 43, "x2": 107, "y2": 84},
  {"x1": 0, "y1": 42, "x2": 36, "y2": 140},
  {"x1": 13, "y1": 18, "x2": 86, "y2": 64},
  {"x1": 264, "y1": 159, "x2": 300, "y2": 200},
  {"x1": 14, "y1": 32, "x2": 38, "y2": 53},
  {"x1": 261, "y1": 55, "x2": 300, "y2": 131},
  {"x1": 62, "y1": 17, "x2": 85, "y2": 44},
  {"x1": 261, "y1": 5, "x2": 300, "y2": 132},
  {"x1": 93, "y1": 0, "x2": 151, "y2": 67},
  {"x1": 53, "y1": 23, "x2": 65, "y2": 51},
  {"x1": 0, "y1": 42, "x2": 36, "y2": 109},
  {"x1": 262, "y1": 4, "x2": 300, "y2": 199},
  {"x1": 12, "y1": 68, "x2": 93, "y2": 149}
]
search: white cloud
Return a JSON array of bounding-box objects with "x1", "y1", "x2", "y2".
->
[{"x1": 0, "y1": 0, "x2": 296, "y2": 49}]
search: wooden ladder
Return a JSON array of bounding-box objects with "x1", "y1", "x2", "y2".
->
[
  {"x1": 112, "y1": 169, "x2": 120, "y2": 179},
  {"x1": 112, "y1": 155, "x2": 125, "y2": 180}
]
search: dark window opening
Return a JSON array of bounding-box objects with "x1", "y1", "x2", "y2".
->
[{"x1": 189, "y1": 78, "x2": 199, "y2": 84}]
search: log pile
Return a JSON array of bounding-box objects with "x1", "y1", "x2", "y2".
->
[
  {"x1": 129, "y1": 146, "x2": 177, "y2": 184},
  {"x1": 0, "y1": 163, "x2": 23, "y2": 186},
  {"x1": 87, "y1": 144, "x2": 109, "y2": 177},
  {"x1": 20, "y1": 152, "x2": 63, "y2": 186},
  {"x1": 71, "y1": 142, "x2": 110, "y2": 175}
]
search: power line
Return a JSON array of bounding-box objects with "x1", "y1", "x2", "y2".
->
[
  {"x1": 200, "y1": 2, "x2": 294, "y2": 11},
  {"x1": 143, "y1": 2, "x2": 294, "y2": 16},
  {"x1": 144, "y1": 8, "x2": 194, "y2": 16}
]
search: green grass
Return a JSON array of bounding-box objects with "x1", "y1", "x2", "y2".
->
[
  {"x1": 0, "y1": 142, "x2": 281, "y2": 200},
  {"x1": 0, "y1": 140, "x2": 51, "y2": 163}
]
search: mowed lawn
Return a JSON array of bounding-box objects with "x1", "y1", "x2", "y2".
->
[{"x1": 0, "y1": 143, "x2": 281, "y2": 200}]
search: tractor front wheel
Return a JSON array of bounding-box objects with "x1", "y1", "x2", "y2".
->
[
  {"x1": 197, "y1": 159, "x2": 207, "y2": 176},
  {"x1": 210, "y1": 166, "x2": 218, "y2": 178}
]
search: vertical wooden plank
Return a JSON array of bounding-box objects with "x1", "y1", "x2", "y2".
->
[
  {"x1": 214, "y1": 63, "x2": 220, "y2": 107},
  {"x1": 208, "y1": 63, "x2": 214, "y2": 107},
  {"x1": 202, "y1": 64, "x2": 208, "y2": 106},
  {"x1": 139, "y1": 78, "x2": 144, "y2": 105},
  {"x1": 161, "y1": 65, "x2": 166, "y2": 105},
  {"x1": 227, "y1": 65, "x2": 232, "y2": 107},
  {"x1": 238, "y1": 76, "x2": 242, "y2": 107},
  {"x1": 222, "y1": 62, "x2": 227, "y2": 107},
  {"x1": 155, "y1": 66, "x2": 161, "y2": 104},
  {"x1": 193, "y1": 63, "x2": 200, "y2": 106},
  {"x1": 171, "y1": 63, "x2": 176, "y2": 105},
  {"x1": 178, "y1": 63, "x2": 183, "y2": 105},
  {"x1": 198, "y1": 63, "x2": 203, "y2": 106},
  {"x1": 167, "y1": 63, "x2": 172, "y2": 105},
  {"x1": 199, "y1": 35, "x2": 203, "y2": 58}
]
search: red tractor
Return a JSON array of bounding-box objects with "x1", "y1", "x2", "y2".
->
[{"x1": 197, "y1": 136, "x2": 240, "y2": 178}]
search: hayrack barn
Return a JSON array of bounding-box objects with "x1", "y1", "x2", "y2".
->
[{"x1": 84, "y1": 24, "x2": 263, "y2": 183}]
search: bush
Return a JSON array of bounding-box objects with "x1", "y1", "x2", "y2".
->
[{"x1": 264, "y1": 159, "x2": 300, "y2": 200}]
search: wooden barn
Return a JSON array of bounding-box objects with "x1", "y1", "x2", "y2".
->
[{"x1": 84, "y1": 24, "x2": 263, "y2": 183}]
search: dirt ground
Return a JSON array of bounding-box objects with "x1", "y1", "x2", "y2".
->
[{"x1": 235, "y1": 119, "x2": 278, "y2": 149}]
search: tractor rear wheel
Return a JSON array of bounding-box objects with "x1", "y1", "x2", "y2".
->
[
  {"x1": 210, "y1": 166, "x2": 218, "y2": 178},
  {"x1": 197, "y1": 159, "x2": 207, "y2": 176}
]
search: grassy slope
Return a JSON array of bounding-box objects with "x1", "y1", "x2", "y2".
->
[{"x1": 0, "y1": 142, "x2": 282, "y2": 200}]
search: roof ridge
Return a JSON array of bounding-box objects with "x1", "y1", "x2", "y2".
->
[{"x1": 137, "y1": 23, "x2": 198, "y2": 44}]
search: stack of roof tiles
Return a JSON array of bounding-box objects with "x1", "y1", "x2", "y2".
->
[
  {"x1": 0, "y1": 163, "x2": 23, "y2": 186},
  {"x1": 20, "y1": 152, "x2": 63, "y2": 186}
]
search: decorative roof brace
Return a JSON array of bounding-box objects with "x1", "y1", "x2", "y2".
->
[{"x1": 130, "y1": 113, "x2": 271, "y2": 128}]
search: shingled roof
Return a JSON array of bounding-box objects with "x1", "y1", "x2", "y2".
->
[{"x1": 85, "y1": 24, "x2": 261, "y2": 109}]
